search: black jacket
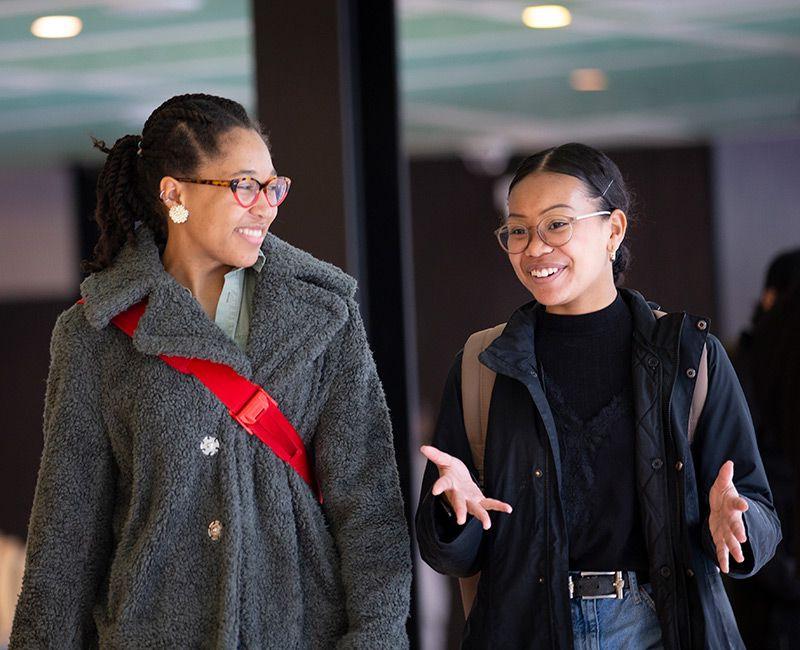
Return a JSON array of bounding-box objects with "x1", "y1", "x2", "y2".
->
[{"x1": 416, "y1": 289, "x2": 781, "y2": 649}]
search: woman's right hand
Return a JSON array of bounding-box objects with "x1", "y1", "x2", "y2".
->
[{"x1": 421, "y1": 445, "x2": 513, "y2": 530}]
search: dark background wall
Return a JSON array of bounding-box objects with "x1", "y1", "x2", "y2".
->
[{"x1": 0, "y1": 300, "x2": 72, "y2": 539}]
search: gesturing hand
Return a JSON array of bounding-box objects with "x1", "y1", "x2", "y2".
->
[
  {"x1": 421, "y1": 445, "x2": 513, "y2": 530},
  {"x1": 709, "y1": 460, "x2": 749, "y2": 573}
]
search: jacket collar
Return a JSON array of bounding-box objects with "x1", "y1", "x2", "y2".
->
[
  {"x1": 80, "y1": 227, "x2": 355, "y2": 381},
  {"x1": 480, "y1": 288, "x2": 682, "y2": 378}
]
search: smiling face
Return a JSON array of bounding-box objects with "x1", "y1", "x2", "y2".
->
[
  {"x1": 160, "y1": 127, "x2": 278, "y2": 271},
  {"x1": 506, "y1": 171, "x2": 627, "y2": 315}
]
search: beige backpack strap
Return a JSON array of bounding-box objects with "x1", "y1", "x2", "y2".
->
[
  {"x1": 461, "y1": 323, "x2": 506, "y2": 485},
  {"x1": 652, "y1": 309, "x2": 709, "y2": 445},
  {"x1": 459, "y1": 323, "x2": 505, "y2": 620}
]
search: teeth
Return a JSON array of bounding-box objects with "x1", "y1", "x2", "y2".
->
[
  {"x1": 236, "y1": 227, "x2": 263, "y2": 238},
  {"x1": 531, "y1": 268, "x2": 560, "y2": 278}
]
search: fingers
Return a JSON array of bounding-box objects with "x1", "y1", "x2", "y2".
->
[
  {"x1": 481, "y1": 498, "x2": 513, "y2": 514},
  {"x1": 730, "y1": 496, "x2": 749, "y2": 512},
  {"x1": 420, "y1": 445, "x2": 451, "y2": 468},
  {"x1": 711, "y1": 509, "x2": 748, "y2": 573},
  {"x1": 730, "y1": 517, "x2": 748, "y2": 544},
  {"x1": 725, "y1": 531, "x2": 745, "y2": 564},
  {"x1": 716, "y1": 538, "x2": 730, "y2": 574},
  {"x1": 715, "y1": 460, "x2": 734, "y2": 487},
  {"x1": 440, "y1": 492, "x2": 514, "y2": 529},
  {"x1": 431, "y1": 475, "x2": 454, "y2": 497},
  {"x1": 451, "y1": 493, "x2": 468, "y2": 526},
  {"x1": 465, "y1": 498, "x2": 515, "y2": 530},
  {"x1": 467, "y1": 500, "x2": 493, "y2": 530}
]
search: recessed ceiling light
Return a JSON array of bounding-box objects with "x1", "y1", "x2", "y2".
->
[
  {"x1": 107, "y1": 0, "x2": 203, "y2": 16},
  {"x1": 570, "y1": 68, "x2": 608, "y2": 92},
  {"x1": 522, "y1": 5, "x2": 572, "y2": 29},
  {"x1": 31, "y1": 16, "x2": 83, "y2": 39}
]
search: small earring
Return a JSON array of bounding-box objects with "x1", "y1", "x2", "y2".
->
[
  {"x1": 169, "y1": 204, "x2": 189, "y2": 224},
  {"x1": 610, "y1": 249, "x2": 617, "y2": 262}
]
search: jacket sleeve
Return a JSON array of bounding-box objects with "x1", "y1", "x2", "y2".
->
[
  {"x1": 692, "y1": 334, "x2": 782, "y2": 578},
  {"x1": 10, "y1": 307, "x2": 116, "y2": 649},
  {"x1": 415, "y1": 351, "x2": 486, "y2": 578},
  {"x1": 313, "y1": 298, "x2": 411, "y2": 650}
]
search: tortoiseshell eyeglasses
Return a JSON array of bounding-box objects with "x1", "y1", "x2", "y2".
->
[{"x1": 176, "y1": 176, "x2": 292, "y2": 208}]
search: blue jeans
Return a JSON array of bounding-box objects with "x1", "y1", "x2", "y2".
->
[{"x1": 571, "y1": 571, "x2": 664, "y2": 650}]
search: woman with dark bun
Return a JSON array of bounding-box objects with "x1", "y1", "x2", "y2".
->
[
  {"x1": 10, "y1": 94, "x2": 411, "y2": 649},
  {"x1": 416, "y1": 143, "x2": 780, "y2": 648}
]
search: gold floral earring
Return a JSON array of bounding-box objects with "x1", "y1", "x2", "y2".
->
[
  {"x1": 161, "y1": 189, "x2": 189, "y2": 224},
  {"x1": 169, "y1": 204, "x2": 189, "y2": 224}
]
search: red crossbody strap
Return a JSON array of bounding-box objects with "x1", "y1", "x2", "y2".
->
[{"x1": 82, "y1": 298, "x2": 321, "y2": 502}]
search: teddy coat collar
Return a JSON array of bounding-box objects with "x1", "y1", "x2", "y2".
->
[{"x1": 79, "y1": 226, "x2": 356, "y2": 383}]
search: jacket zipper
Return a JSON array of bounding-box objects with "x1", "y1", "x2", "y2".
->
[
  {"x1": 539, "y1": 367, "x2": 557, "y2": 649},
  {"x1": 544, "y1": 449, "x2": 552, "y2": 647},
  {"x1": 662, "y1": 322, "x2": 691, "y2": 647}
]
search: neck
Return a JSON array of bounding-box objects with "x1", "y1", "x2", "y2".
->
[
  {"x1": 162, "y1": 240, "x2": 231, "y2": 319},
  {"x1": 545, "y1": 280, "x2": 618, "y2": 316}
]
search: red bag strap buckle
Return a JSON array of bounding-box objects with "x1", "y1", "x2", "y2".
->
[
  {"x1": 232, "y1": 388, "x2": 276, "y2": 427},
  {"x1": 93, "y1": 298, "x2": 322, "y2": 503}
]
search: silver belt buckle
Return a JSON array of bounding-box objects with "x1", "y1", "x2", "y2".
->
[{"x1": 574, "y1": 571, "x2": 625, "y2": 600}]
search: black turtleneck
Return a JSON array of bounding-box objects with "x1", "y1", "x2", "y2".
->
[{"x1": 535, "y1": 292, "x2": 649, "y2": 573}]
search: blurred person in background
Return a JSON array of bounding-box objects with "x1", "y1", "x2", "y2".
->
[
  {"x1": 416, "y1": 143, "x2": 780, "y2": 648},
  {"x1": 0, "y1": 533, "x2": 25, "y2": 648},
  {"x1": 10, "y1": 93, "x2": 410, "y2": 648},
  {"x1": 727, "y1": 250, "x2": 800, "y2": 650}
]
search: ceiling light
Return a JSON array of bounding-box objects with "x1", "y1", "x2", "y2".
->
[
  {"x1": 522, "y1": 5, "x2": 572, "y2": 29},
  {"x1": 31, "y1": 16, "x2": 83, "y2": 39},
  {"x1": 570, "y1": 68, "x2": 608, "y2": 92}
]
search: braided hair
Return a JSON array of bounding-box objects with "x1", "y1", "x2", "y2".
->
[
  {"x1": 508, "y1": 143, "x2": 634, "y2": 285},
  {"x1": 84, "y1": 93, "x2": 263, "y2": 273}
]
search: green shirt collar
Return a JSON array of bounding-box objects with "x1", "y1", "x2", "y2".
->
[{"x1": 250, "y1": 249, "x2": 266, "y2": 273}]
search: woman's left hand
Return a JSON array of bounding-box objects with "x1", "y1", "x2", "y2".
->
[{"x1": 708, "y1": 460, "x2": 749, "y2": 573}]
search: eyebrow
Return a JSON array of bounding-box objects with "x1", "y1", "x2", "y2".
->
[
  {"x1": 507, "y1": 204, "x2": 574, "y2": 220},
  {"x1": 230, "y1": 168, "x2": 277, "y2": 177}
]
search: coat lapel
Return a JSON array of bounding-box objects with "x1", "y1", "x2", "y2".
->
[
  {"x1": 79, "y1": 227, "x2": 356, "y2": 385},
  {"x1": 246, "y1": 234, "x2": 352, "y2": 387},
  {"x1": 81, "y1": 227, "x2": 250, "y2": 377},
  {"x1": 479, "y1": 302, "x2": 567, "y2": 491},
  {"x1": 133, "y1": 274, "x2": 252, "y2": 377}
]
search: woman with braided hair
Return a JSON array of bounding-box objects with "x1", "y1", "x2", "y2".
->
[{"x1": 10, "y1": 94, "x2": 411, "y2": 648}]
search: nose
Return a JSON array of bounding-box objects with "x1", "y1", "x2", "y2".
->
[
  {"x1": 249, "y1": 188, "x2": 277, "y2": 222},
  {"x1": 523, "y1": 228, "x2": 553, "y2": 257}
]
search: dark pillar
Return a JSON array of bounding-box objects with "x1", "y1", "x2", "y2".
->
[
  {"x1": 252, "y1": 2, "x2": 349, "y2": 271},
  {"x1": 253, "y1": 2, "x2": 420, "y2": 645}
]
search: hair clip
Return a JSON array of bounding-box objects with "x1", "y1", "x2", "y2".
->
[
  {"x1": 136, "y1": 140, "x2": 143, "y2": 157},
  {"x1": 601, "y1": 179, "x2": 614, "y2": 197}
]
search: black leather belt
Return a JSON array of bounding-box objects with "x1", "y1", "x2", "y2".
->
[{"x1": 568, "y1": 571, "x2": 626, "y2": 600}]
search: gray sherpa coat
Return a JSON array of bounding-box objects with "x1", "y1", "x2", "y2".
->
[{"x1": 10, "y1": 227, "x2": 411, "y2": 649}]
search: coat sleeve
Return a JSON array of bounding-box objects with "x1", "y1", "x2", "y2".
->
[
  {"x1": 10, "y1": 307, "x2": 116, "y2": 649},
  {"x1": 692, "y1": 334, "x2": 782, "y2": 578},
  {"x1": 313, "y1": 298, "x2": 412, "y2": 650},
  {"x1": 415, "y1": 352, "x2": 486, "y2": 578}
]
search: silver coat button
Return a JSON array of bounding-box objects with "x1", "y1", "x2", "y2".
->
[
  {"x1": 200, "y1": 436, "x2": 220, "y2": 456},
  {"x1": 686, "y1": 368, "x2": 697, "y2": 378},
  {"x1": 697, "y1": 320, "x2": 708, "y2": 331},
  {"x1": 208, "y1": 520, "x2": 223, "y2": 541}
]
